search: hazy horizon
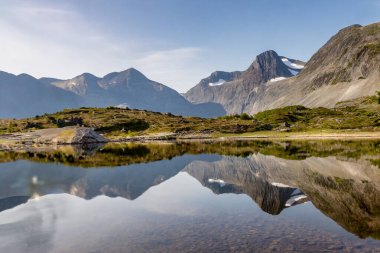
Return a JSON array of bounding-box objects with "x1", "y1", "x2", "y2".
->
[{"x1": 0, "y1": 0, "x2": 379, "y2": 92}]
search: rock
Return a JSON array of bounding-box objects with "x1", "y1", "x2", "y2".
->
[
  {"x1": 3, "y1": 127, "x2": 108, "y2": 145},
  {"x1": 66, "y1": 127, "x2": 108, "y2": 144}
]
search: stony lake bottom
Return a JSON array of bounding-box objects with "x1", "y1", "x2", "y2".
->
[{"x1": 0, "y1": 140, "x2": 379, "y2": 253}]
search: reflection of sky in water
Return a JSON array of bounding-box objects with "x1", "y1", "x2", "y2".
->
[
  {"x1": 0, "y1": 171, "x2": 379, "y2": 253},
  {"x1": 0, "y1": 142, "x2": 380, "y2": 253}
]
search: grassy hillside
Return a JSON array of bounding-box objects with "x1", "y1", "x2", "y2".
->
[{"x1": 0, "y1": 95, "x2": 379, "y2": 138}]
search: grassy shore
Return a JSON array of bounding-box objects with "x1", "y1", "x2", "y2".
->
[
  {"x1": 0, "y1": 95, "x2": 379, "y2": 141},
  {"x1": 212, "y1": 129, "x2": 380, "y2": 140}
]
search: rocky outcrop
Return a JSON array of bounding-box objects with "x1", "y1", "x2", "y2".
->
[
  {"x1": 65, "y1": 127, "x2": 108, "y2": 144},
  {"x1": 1, "y1": 127, "x2": 108, "y2": 145}
]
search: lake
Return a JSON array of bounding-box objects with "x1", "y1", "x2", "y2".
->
[{"x1": 0, "y1": 140, "x2": 379, "y2": 252}]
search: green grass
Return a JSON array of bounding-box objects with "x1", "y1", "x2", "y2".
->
[{"x1": 0, "y1": 96, "x2": 379, "y2": 138}]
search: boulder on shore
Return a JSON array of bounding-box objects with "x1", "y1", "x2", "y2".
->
[
  {"x1": 1, "y1": 127, "x2": 108, "y2": 145},
  {"x1": 54, "y1": 127, "x2": 108, "y2": 144}
]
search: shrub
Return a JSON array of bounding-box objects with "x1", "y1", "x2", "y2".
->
[
  {"x1": 26, "y1": 122, "x2": 43, "y2": 129},
  {"x1": 240, "y1": 113, "x2": 251, "y2": 120},
  {"x1": 56, "y1": 117, "x2": 84, "y2": 128},
  {"x1": 95, "y1": 119, "x2": 149, "y2": 132}
]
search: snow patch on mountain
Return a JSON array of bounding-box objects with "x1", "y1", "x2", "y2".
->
[
  {"x1": 269, "y1": 77, "x2": 287, "y2": 83},
  {"x1": 285, "y1": 195, "x2": 308, "y2": 207},
  {"x1": 208, "y1": 178, "x2": 226, "y2": 186},
  {"x1": 271, "y1": 182, "x2": 292, "y2": 188},
  {"x1": 281, "y1": 57, "x2": 305, "y2": 76},
  {"x1": 288, "y1": 69, "x2": 299, "y2": 76},
  {"x1": 209, "y1": 79, "x2": 226, "y2": 86},
  {"x1": 281, "y1": 58, "x2": 304, "y2": 70}
]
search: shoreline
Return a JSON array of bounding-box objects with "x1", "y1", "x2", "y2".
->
[
  {"x1": 1, "y1": 128, "x2": 380, "y2": 151},
  {"x1": 212, "y1": 132, "x2": 380, "y2": 140},
  {"x1": 111, "y1": 131, "x2": 380, "y2": 142}
]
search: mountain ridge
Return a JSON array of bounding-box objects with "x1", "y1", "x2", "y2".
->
[
  {"x1": 184, "y1": 50, "x2": 303, "y2": 113},
  {"x1": 249, "y1": 22, "x2": 380, "y2": 114},
  {"x1": 0, "y1": 22, "x2": 379, "y2": 118},
  {"x1": 185, "y1": 22, "x2": 380, "y2": 115},
  {"x1": 0, "y1": 68, "x2": 226, "y2": 118}
]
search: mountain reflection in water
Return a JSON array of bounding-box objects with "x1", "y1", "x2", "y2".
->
[{"x1": 0, "y1": 140, "x2": 379, "y2": 252}]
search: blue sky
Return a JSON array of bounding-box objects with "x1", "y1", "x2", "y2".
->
[{"x1": 0, "y1": 0, "x2": 379, "y2": 92}]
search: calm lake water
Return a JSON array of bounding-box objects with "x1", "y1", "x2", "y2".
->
[{"x1": 0, "y1": 140, "x2": 379, "y2": 252}]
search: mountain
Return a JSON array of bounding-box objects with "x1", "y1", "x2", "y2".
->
[
  {"x1": 248, "y1": 22, "x2": 380, "y2": 114},
  {"x1": 0, "y1": 68, "x2": 225, "y2": 119},
  {"x1": 0, "y1": 71, "x2": 82, "y2": 118},
  {"x1": 184, "y1": 50, "x2": 305, "y2": 113},
  {"x1": 2, "y1": 22, "x2": 378, "y2": 118},
  {"x1": 185, "y1": 22, "x2": 379, "y2": 115},
  {"x1": 42, "y1": 68, "x2": 225, "y2": 118},
  {"x1": 185, "y1": 70, "x2": 242, "y2": 104}
]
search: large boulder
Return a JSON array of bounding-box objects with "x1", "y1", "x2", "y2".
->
[{"x1": 31, "y1": 127, "x2": 108, "y2": 144}]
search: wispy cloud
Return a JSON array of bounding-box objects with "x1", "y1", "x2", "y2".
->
[
  {"x1": 133, "y1": 47, "x2": 207, "y2": 91},
  {"x1": 0, "y1": 1, "x2": 209, "y2": 92},
  {"x1": 0, "y1": 1, "x2": 136, "y2": 78}
]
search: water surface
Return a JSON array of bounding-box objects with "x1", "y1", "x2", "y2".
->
[{"x1": 0, "y1": 140, "x2": 379, "y2": 252}]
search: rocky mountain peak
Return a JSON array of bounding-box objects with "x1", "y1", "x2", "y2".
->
[
  {"x1": 99, "y1": 68, "x2": 148, "y2": 89},
  {"x1": 50, "y1": 72, "x2": 100, "y2": 96},
  {"x1": 242, "y1": 50, "x2": 293, "y2": 83},
  {"x1": 256, "y1": 50, "x2": 281, "y2": 65},
  {"x1": 199, "y1": 70, "x2": 242, "y2": 87},
  {"x1": 119, "y1": 68, "x2": 148, "y2": 81},
  {"x1": 184, "y1": 50, "x2": 304, "y2": 109},
  {"x1": 79, "y1": 72, "x2": 98, "y2": 80}
]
